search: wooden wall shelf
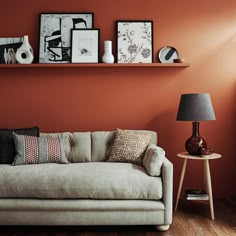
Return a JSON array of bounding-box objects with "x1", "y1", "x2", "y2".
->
[{"x1": 0, "y1": 63, "x2": 190, "y2": 68}]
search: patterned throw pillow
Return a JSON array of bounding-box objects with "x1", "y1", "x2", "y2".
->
[
  {"x1": 13, "y1": 133, "x2": 69, "y2": 165},
  {"x1": 107, "y1": 129, "x2": 152, "y2": 165}
]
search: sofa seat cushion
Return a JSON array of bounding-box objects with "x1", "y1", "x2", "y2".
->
[{"x1": 0, "y1": 163, "x2": 162, "y2": 200}]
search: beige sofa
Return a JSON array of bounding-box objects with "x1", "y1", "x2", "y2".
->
[{"x1": 0, "y1": 130, "x2": 173, "y2": 231}]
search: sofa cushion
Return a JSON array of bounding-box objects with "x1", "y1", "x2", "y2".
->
[
  {"x1": 91, "y1": 131, "x2": 116, "y2": 162},
  {"x1": 40, "y1": 132, "x2": 91, "y2": 163},
  {"x1": 107, "y1": 129, "x2": 152, "y2": 165},
  {"x1": 91, "y1": 130, "x2": 157, "y2": 162},
  {"x1": 0, "y1": 162, "x2": 162, "y2": 200},
  {"x1": 13, "y1": 133, "x2": 69, "y2": 165},
  {"x1": 143, "y1": 144, "x2": 165, "y2": 176},
  {"x1": 0, "y1": 126, "x2": 39, "y2": 164}
]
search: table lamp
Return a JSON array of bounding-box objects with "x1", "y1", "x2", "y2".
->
[{"x1": 176, "y1": 93, "x2": 216, "y2": 155}]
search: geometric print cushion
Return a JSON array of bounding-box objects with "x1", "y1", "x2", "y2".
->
[
  {"x1": 12, "y1": 133, "x2": 69, "y2": 165},
  {"x1": 107, "y1": 129, "x2": 152, "y2": 166}
]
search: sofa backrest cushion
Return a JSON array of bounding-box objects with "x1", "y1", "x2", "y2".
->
[
  {"x1": 40, "y1": 132, "x2": 91, "y2": 162},
  {"x1": 91, "y1": 131, "x2": 116, "y2": 162},
  {"x1": 91, "y1": 130, "x2": 157, "y2": 162}
]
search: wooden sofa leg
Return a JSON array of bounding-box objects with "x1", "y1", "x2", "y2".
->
[{"x1": 155, "y1": 225, "x2": 170, "y2": 231}]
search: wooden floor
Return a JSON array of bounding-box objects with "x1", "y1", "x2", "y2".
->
[{"x1": 0, "y1": 199, "x2": 235, "y2": 236}]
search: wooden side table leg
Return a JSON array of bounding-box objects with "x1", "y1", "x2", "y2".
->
[
  {"x1": 204, "y1": 160, "x2": 215, "y2": 220},
  {"x1": 175, "y1": 159, "x2": 187, "y2": 211}
]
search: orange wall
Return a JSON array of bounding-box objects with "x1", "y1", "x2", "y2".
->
[{"x1": 1, "y1": 0, "x2": 236, "y2": 198}]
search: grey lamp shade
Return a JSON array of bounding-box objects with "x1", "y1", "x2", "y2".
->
[{"x1": 176, "y1": 93, "x2": 216, "y2": 121}]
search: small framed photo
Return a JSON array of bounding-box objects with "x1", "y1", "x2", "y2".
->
[
  {"x1": 39, "y1": 13, "x2": 94, "y2": 63},
  {"x1": 116, "y1": 21, "x2": 154, "y2": 63},
  {"x1": 71, "y1": 29, "x2": 100, "y2": 63},
  {"x1": 0, "y1": 37, "x2": 23, "y2": 64}
]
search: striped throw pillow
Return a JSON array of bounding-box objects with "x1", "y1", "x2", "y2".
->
[{"x1": 13, "y1": 133, "x2": 69, "y2": 165}]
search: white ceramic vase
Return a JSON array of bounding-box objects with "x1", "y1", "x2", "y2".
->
[
  {"x1": 102, "y1": 40, "x2": 114, "y2": 63},
  {"x1": 15, "y1": 35, "x2": 34, "y2": 64}
]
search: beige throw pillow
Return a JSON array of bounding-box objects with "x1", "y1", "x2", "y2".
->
[{"x1": 107, "y1": 129, "x2": 152, "y2": 165}]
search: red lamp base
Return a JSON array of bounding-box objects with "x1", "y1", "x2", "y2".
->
[
  {"x1": 185, "y1": 135, "x2": 207, "y2": 155},
  {"x1": 185, "y1": 122, "x2": 207, "y2": 155}
]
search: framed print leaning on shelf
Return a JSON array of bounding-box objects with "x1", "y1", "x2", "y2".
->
[
  {"x1": 71, "y1": 29, "x2": 100, "y2": 63},
  {"x1": 39, "y1": 13, "x2": 94, "y2": 63},
  {"x1": 116, "y1": 21, "x2": 153, "y2": 63}
]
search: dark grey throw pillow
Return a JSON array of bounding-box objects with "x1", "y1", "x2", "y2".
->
[{"x1": 0, "y1": 126, "x2": 39, "y2": 164}]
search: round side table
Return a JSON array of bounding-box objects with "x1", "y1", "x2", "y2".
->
[{"x1": 174, "y1": 152, "x2": 222, "y2": 220}]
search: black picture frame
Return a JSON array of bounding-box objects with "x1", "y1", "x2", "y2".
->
[
  {"x1": 116, "y1": 20, "x2": 154, "y2": 63},
  {"x1": 39, "y1": 13, "x2": 94, "y2": 63},
  {"x1": 71, "y1": 29, "x2": 100, "y2": 63}
]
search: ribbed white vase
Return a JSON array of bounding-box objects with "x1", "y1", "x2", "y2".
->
[
  {"x1": 15, "y1": 35, "x2": 34, "y2": 64},
  {"x1": 102, "y1": 40, "x2": 114, "y2": 63}
]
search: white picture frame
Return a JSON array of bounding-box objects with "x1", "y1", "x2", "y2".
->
[
  {"x1": 39, "y1": 13, "x2": 94, "y2": 63},
  {"x1": 71, "y1": 29, "x2": 100, "y2": 63}
]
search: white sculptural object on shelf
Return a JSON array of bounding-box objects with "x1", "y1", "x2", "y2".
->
[
  {"x1": 102, "y1": 40, "x2": 114, "y2": 63},
  {"x1": 15, "y1": 35, "x2": 34, "y2": 64}
]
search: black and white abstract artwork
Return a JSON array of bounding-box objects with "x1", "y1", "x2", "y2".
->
[
  {"x1": 39, "y1": 13, "x2": 94, "y2": 63},
  {"x1": 116, "y1": 21, "x2": 153, "y2": 63},
  {"x1": 0, "y1": 38, "x2": 22, "y2": 64}
]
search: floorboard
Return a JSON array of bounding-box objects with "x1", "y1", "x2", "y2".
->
[{"x1": 0, "y1": 199, "x2": 235, "y2": 236}]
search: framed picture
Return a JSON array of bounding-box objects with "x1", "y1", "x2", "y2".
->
[
  {"x1": 0, "y1": 38, "x2": 23, "y2": 64},
  {"x1": 39, "y1": 13, "x2": 94, "y2": 63},
  {"x1": 116, "y1": 21, "x2": 154, "y2": 63},
  {"x1": 71, "y1": 29, "x2": 100, "y2": 63}
]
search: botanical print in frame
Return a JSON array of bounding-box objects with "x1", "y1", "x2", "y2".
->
[
  {"x1": 39, "y1": 13, "x2": 94, "y2": 63},
  {"x1": 71, "y1": 29, "x2": 100, "y2": 63},
  {"x1": 0, "y1": 38, "x2": 23, "y2": 64},
  {"x1": 116, "y1": 21, "x2": 153, "y2": 63}
]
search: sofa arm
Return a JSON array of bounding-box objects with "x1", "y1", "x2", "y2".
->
[{"x1": 162, "y1": 156, "x2": 173, "y2": 225}]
